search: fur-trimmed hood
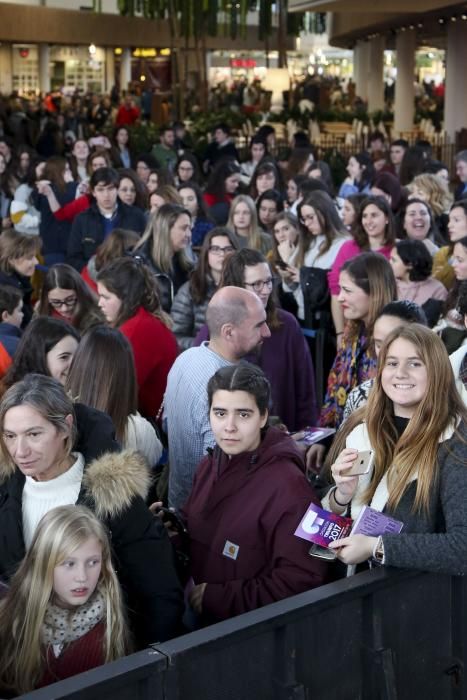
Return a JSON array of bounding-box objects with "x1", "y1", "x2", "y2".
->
[
  {"x1": 82, "y1": 450, "x2": 151, "y2": 519},
  {"x1": 0, "y1": 449, "x2": 152, "y2": 520}
]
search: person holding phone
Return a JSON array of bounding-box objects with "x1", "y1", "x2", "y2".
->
[
  {"x1": 268, "y1": 212, "x2": 299, "y2": 272},
  {"x1": 323, "y1": 324, "x2": 467, "y2": 574},
  {"x1": 278, "y1": 191, "x2": 349, "y2": 399},
  {"x1": 278, "y1": 191, "x2": 349, "y2": 333}
]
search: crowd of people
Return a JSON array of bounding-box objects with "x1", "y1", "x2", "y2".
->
[{"x1": 0, "y1": 102, "x2": 466, "y2": 695}]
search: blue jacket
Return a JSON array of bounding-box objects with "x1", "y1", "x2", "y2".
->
[
  {"x1": 67, "y1": 201, "x2": 146, "y2": 271},
  {"x1": 0, "y1": 323, "x2": 21, "y2": 358},
  {"x1": 33, "y1": 182, "x2": 78, "y2": 256}
]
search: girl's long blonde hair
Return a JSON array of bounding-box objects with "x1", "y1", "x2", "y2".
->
[
  {"x1": 0, "y1": 505, "x2": 129, "y2": 694},
  {"x1": 364, "y1": 324, "x2": 467, "y2": 514},
  {"x1": 136, "y1": 202, "x2": 192, "y2": 273},
  {"x1": 409, "y1": 173, "x2": 453, "y2": 217},
  {"x1": 227, "y1": 194, "x2": 263, "y2": 251}
]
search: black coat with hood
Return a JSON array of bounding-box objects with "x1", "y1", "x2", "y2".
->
[{"x1": 0, "y1": 406, "x2": 183, "y2": 646}]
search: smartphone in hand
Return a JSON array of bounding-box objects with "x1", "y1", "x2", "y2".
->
[
  {"x1": 154, "y1": 506, "x2": 187, "y2": 535},
  {"x1": 342, "y1": 450, "x2": 374, "y2": 477}
]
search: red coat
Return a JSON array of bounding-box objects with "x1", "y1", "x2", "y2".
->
[
  {"x1": 38, "y1": 621, "x2": 105, "y2": 687},
  {"x1": 116, "y1": 105, "x2": 140, "y2": 126},
  {"x1": 182, "y1": 427, "x2": 329, "y2": 622},
  {"x1": 54, "y1": 194, "x2": 92, "y2": 222},
  {"x1": 202, "y1": 192, "x2": 234, "y2": 207},
  {"x1": 81, "y1": 264, "x2": 98, "y2": 293},
  {"x1": 120, "y1": 306, "x2": 178, "y2": 419}
]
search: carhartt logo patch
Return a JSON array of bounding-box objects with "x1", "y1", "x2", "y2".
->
[{"x1": 223, "y1": 540, "x2": 239, "y2": 560}]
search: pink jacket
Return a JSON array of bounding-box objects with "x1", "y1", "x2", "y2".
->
[
  {"x1": 396, "y1": 277, "x2": 448, "y2": 306},
  {"x1": 328, "y1": 240, "x2": 393, "y2": 295}
]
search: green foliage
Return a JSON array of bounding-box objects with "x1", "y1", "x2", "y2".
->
[
  {"x1": 321, "y1": 147, "x2": 348, "y2": 189},
  {"x1": 266, "y1": 106, "x2": 394, "y2": 128},
  {"x1": 111, "y1": 0, "x2": 309, "y2": 41},
  {"x1": 188, "y1": 108, "x2": 261, "y2": 138},
  {"x1": 265, "y1": 106, "x2": 314, "y2": 129},
  {"x1": 104, "y1": 121, "x2": 160, "y2": 153},
  {"x1": 103, "y1": 110, "x2": 261, "y2": 156}
]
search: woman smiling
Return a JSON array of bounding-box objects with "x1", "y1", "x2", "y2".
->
[
  {"x1": 324, "y1": 325, "x2": 467, "y2": 575},
  {"x1": 328, "y1": 197, "x2": 396, "y2": 305}
]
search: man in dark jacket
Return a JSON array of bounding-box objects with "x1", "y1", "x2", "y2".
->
[
  {"x1": 67, "y1": 167, "x2": 146, "y2": 271},
  {"x1": 203, "y1": 123, "x2": 239, "y2": 173}
]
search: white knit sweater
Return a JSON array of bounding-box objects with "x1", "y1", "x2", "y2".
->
[{"x1": 22, "y1": 453, "x2": 85, "y2": 548}]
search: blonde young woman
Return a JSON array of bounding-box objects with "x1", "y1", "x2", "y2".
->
[
  {"x1": 409, "y1": 173, "x2": 453, "y2": 240},
  {"x1": 0, "y1": 505, "x2": 129, "y2": 694},
  {"x1": 226, "y1": 194, "x2": 272, "y2": 256},
  {"x1": 324, "y1": 324, "x2": 467, "y2": 574},
  {"x1": 135, "y1": 202, "x2": 194, "y2": 312}
]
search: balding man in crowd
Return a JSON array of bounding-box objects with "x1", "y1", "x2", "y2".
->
[{"x1": 164, "y1": 286, "x2": 270, "y2": 510}]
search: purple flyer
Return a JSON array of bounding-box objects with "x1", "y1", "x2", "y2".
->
[
  {"x1": 351, "y1": 506, "x2": 403, "y2": 536},
  {"x1": 295, "y1": 502, "x2": 353, "y2": 549}
]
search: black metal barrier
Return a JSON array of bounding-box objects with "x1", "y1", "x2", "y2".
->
[{"x1": 21, "y1": 567, "x2": 467, "y2": 699}]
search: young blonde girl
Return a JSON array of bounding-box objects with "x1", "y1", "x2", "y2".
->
[
  {"x1": 227, "y1": 194, "x2": 272, "y2": 255},
  {"x1": 409, "y1": 172, "x2": 452, "y2": 238},
  {"x1": 0, "y1": 505, "x2": 129, "y2": 694}
]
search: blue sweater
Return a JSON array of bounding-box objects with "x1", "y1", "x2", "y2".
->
[{"x1": 0, "y1": 322, "x2": 21, "y2": 357}]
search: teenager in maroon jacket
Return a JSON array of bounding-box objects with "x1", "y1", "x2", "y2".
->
[{"x1": 182, "y1": 363, "x2": 329, "y2": 623}]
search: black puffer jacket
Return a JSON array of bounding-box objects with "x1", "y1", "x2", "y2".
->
[
  {"x1": 136, "y1": 242, "x2": 192, "y2": 313},
  {"x1": 170, "y1": 277, "x2": 216, "y2": 350}
]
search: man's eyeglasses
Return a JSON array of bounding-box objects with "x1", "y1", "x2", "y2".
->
[
  {"x1": 48, "y1": 296, "x2": 77, "y2": 309},
  {"x1": 244, "y1": 278, "x2": 275, "y2": 293},
  {"x1": 209, "y1": 245, "x2": 235, "y2": 255}
]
